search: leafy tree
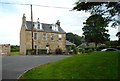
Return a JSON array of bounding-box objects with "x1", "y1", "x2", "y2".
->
[
  {"x1": 116, "y1": 31, "x2": 120, "y2": 43},
  {"x1": 106, "y1": 40, "x2": 119, "y2": 47},
  {"x1": 82, "y1": 14, "x2": 110, "y2": 48},
  {"x1": 66, "y1": 33, "x2": 82, "y2": 46},
  {"x1": 73, "y1": 2, "x2": 120, "y2": 27}
]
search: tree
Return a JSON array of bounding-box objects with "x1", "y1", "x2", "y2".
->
[
  {"x1": 66, "y1": 33, "x2": 82, "y2": 46},
  {"x1": 73, "y1": 2, "x2": 120, "y2": 27},
  {"x1": 82, "y1": 14, "x2": 110, "y2": 48},
  {"x1": 116, "y1": 31, "x2": 120, "y2": 43}
]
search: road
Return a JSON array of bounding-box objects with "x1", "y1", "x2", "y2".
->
[{"x1": 2, "y1": 55, "x2": 71, "y2": 80}]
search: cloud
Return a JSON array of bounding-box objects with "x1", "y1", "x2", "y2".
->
[
  {"x1": 108, "y1": 27, "x2": 118, "y2": 40},
  {"x1": 0, "y1": 0, "x2": 118, "y2": 45}
]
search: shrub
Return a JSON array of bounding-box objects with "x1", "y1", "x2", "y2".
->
[
  {"x1": 38, "y1": 49, "x2": 47, "y2": 54},
  {"x1": 26, "y1": 49, "x2": 35, "y2": 55},
  {"x1": 11, "y1": 45, "x2": 19, "y2": 52},
  {"x1": 116, "y1": 46, "x2": 120, "y2": 50}
]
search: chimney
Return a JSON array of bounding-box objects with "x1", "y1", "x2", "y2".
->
[
  {"x1": 22, "y1": 13, "x2": 26, "y2": 25},
  {"x1": 56, "y1": 20, "x2": 60, "y2": 26}
]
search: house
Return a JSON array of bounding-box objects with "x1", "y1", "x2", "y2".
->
[
  {"x1": 0, "y1": 44, "x2": 10, "y2": 55},
  {"x1": 66, "y1": 40, "x2": 76, "y2": 46},
  {"x1": 20, "y1": 14, "x2": 66, "y2": 55}
]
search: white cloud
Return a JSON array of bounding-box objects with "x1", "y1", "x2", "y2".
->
[
  {"x1": 0, "y1": 0, "x2": 118, "y2": 45},
  {"x1": 108, "y1": 27, "x2": 118, "y2": 40}
]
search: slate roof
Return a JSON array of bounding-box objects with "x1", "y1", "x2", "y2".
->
[
  {"x1": 66, "y1": 40, "x2": 76, "y2": 46},
  {"x1": 26, "y1": 21, "x2": 65, "y2": 33}
]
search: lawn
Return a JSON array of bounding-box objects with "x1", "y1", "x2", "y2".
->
[
  {"x1": 19, "y1": 52, "x2": 119, "y2": 79},
  {"x1": 10, "y1": 51, "x2": 20, "y2": 56}
]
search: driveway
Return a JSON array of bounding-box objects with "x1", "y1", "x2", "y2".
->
[{"x1": 2, "y1": 55, "x2": 71, "y2": 80}]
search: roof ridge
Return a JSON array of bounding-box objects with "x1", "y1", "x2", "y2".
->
[{"x1": 26, "y1": 21, "x2": 52, "y2": 25}]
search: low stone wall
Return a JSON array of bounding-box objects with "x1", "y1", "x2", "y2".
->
[{"x1": 0, "y1": 44, "x2": 10, "y2": 55}]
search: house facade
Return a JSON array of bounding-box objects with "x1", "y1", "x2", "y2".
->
[{"x1": 20, "y1": 14, "x2": 66, "y2": 55}]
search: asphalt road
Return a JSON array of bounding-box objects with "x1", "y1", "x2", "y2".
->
[{"x1": 2, "y1": 55, "x2": 71, "y2": 79}]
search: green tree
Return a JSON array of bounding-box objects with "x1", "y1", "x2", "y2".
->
[
  {"x1": 73, "y1": 2, "x2": 120, "y2": 27},
  {"x1": 116, "y1": 31, "x2": 120, "y2": 43},
  {"x1": 66, "y1": 33, "x2": 82, "y2": 46},
  {"x1": 82, "y1": 14, "x2": 110, "y2": 48}
]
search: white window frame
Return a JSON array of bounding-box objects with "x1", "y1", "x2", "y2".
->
[
  {"x1": 34, "y1": 32, "x2": 38, "y2": 40},
  {"x1": 42, "y1": 33, "x2": 47, "y2": 40},
  {"x1": 58, "y1": 34, "x2": 62, "y2": 41},
  {"x1": 51, "y1": 34, "x2": 54, "y2": 41}
]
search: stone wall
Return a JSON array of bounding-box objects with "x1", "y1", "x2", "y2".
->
[
  {"x1": 0, "y1": 44, "x2": 10, "y2": 55},
  {"x1": 25, "y1": 31, "x2": 66, "y2": 54}
]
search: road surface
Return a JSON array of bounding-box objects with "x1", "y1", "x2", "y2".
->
[{"x1": 2, "y1": 55, "x2": 71, "y2": 80}]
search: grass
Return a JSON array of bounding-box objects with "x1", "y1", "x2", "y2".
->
[
  {"x1": 20, "y1": 52, "x2": 119, "y2": 79},
  {"x1": 10, "y1": 51, "x2": 20, "y2": 56}
]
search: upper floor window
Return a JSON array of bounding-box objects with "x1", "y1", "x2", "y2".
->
[
  {"x1": 58, "y1": 34, "x2": 62, "y2": 40},
  {"x1": 34, "y1": 32, "x2": 38, "y2": 40},
  {"x1": 42, "y1": 33, "x2": 47, "y2": 40},
  {"x1": 51, "y1": 34, "x2": 54, "y2": 41}
]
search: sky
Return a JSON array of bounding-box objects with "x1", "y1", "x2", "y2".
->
[{"x1": 0, "y1": 0, "x2": 119, "y2": 45}]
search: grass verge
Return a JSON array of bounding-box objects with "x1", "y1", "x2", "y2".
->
[
  {"x1": 10, "y1": 51, "x2": 20, "y2": 56},
  {"x1": 19, "y1": 52, "x2": 119, "y2": 79}
]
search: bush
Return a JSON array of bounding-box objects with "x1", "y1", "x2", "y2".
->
[
  {"x1": 81, "y1": 47, "x2": 94, "y2": 53},
  {"x1": 11, "y1": 45, "x2": 19, "y2": 52},
  {"x1": 38, "y1": 49, "x2": 47, "y2": 54},
  {"x1": 26, "y1": 49, "x2": 35, "y2": 55},
  {"x1": 116, "y1": 46, "x2": 120, "y2": 50}
]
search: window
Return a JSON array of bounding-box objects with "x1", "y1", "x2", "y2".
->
[
  {"x1": 37, "y1": 22, "x2": 40, "y2": 29},
  {"x1": 51, "y1": 24, "x2": 58, "y2": 31},
  {"x1": 34, "y1": 32, "x2": 38, "y2": 40},
  {"x1": 55, "y1": 24, "x2": 58, "y2": 31},
  {"x1": 42, "y1": 33, "x2": 47, "y2": 40},
  {"x1": 58, "y1": 34, "x2": 62, "y2": 40},
  {"x1": 34, "y1": 22, "x2": 42, "y2": 30},
  {"x1": 51, "y1": 34, "x2": 54, "y2": 41}
]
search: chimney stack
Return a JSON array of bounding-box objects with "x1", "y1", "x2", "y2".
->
[
  {"x1": 56, "y1": 20, "x2": 60, "y2": 26},
  {"x1": 22, "y1": 13, "x2": 26, "y2": 25}
]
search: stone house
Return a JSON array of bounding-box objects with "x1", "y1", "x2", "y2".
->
[
  {"x1": 0, "y1": 44, "x2": 10, "y2": 55},
  {"x1": 20, "y1": 14, "x2": 66, "y2": 55}
]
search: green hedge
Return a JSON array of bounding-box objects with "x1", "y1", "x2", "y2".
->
[{"x1": 11, "y1": 45, "x2": 19, "y2": 52}]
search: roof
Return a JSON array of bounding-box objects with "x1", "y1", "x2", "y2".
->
[
  {"x1": 66, "y1": 40, "x2": 76, "y2": 46},
  {"x1": 25, "y1": 21, "x2": 65, "y2": 33}
]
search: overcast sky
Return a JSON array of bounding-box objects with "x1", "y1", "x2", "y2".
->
[{"x1": 0, "y1": 0, "x2": 118, "y2": 45}]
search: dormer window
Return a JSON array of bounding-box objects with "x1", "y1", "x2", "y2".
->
[
  {"x1": 51, "y1": 24, "x2": 58, "y2": 31},
  {"x1": 34, "y1": 22, "x2": 42, "y2": 30},
  {"x1": 34, "y1": 18, "x2": 42, "y2": 30},
  {"x1": 55, "y1": 24, "x2": 58, "y2": 31},
  {"x1": 37, "y1": 22, "x2": 40, "y2": 29},
  {"x1": 52, "y1": 24, "x2": 55, "y2": 30}
]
